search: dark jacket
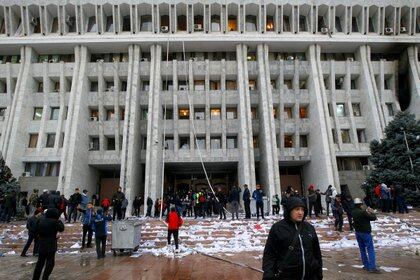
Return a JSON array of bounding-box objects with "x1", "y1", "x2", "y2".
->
[
  {"x1": 228, "y1": 187, "x2": 241, "y2": 203},
  {"x1": 216, "y1": 191, "x2": 227, "y2": 205},
  {"x1": 112, "y1": 191, "x2": 125, "y2": 207},
  {"x1": 147, "y1": 197, "x2": 153, "y2": 207},
  {"x1": 35, "y1": 208, "x2": 65, "y2": 254},
  {"x1": 351, "y1": 207, "x2": 377, "y2": 233},
  {"x1": 263, "y1": 197, "x2": 323, "y2": 280},
  {"x1": 342, "y1": 199, "x2": 354, "y2": 215},
  {"x1": 68, "y1": 192, "x2": 82, "y2": 206},
  {"x1": 26, "y1": 215, "x2": 39, "y2": 234},
  {"x1": 39, "y1": 193, "x2": 50, "y2": 208},
  {"x1": 243, "y1": 188, "x2": 251, "y2": 202}
]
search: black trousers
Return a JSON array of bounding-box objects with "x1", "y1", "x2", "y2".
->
[
  {"x1": 32, "y1": 251, "x2": 55, "y2": 280},
  {"x1": 244, "y1": 200, "x2": 251, "y2": 219},
  {"x1": 22, "y1": 232, "x2": 39, "y2": 256},
  {"x1": 67, "y1": 205, "x2": 77, "y2": 222},
  {"x1": 219, "y1": 203, "x2": 226, "y2": 219},
  {"x1": 333, "y1": 211, "x2": 343, "y2": 231},
  {"x1": 308, "y1": 201, "x2": 316, "y2": 217},
  {"x1": 82, "y1": 224, "x2": 93, "y2": 248},
  {"x1": 256, "y1": 201, "x2": 264, "y2": 219},
  {"x1": 95, "y1": 235, "x2": 107, "y2": 258},
  {"x1": 113, "y1": 205, "x2": 122, "y2": 221},
  {"x1": 167, "y1": 229, "x2": 179, "y2": 249}
]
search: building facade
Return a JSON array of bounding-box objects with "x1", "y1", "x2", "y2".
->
[{"x1": 0, "y1": 0, "x2": 419, "y2": 214}]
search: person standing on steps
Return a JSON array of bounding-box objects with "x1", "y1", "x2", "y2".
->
[
  {"x1": 228, "y1": 186, "x2": 240, "y2": 220},
  {"x1": 243, "y1": 184, "x2": 251, "y2": 219},
  {"x1": 166, "y1": 207, "x2": 183, "y2": 253},
  {"x1": 253, "y1": 184, "x2": 265, "y2": 220},
  {"x1": 262, "y1": 197, "x2": 323, "y2": 279},
  {"x1": 332, "y1": 194, "x2": 344, "y2": 232},
  {"x1": 352, "y1": 198, "x2": 380, "y2": 274},
  {"x1": 112, "y1": 187, "x2": 125, "y2": 221}
]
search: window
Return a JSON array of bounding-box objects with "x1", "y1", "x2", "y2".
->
[
  {"x1": 53, "y1": 82, "x2": 60, "y2": 92},
  {"x1": 271, "y1": 80, "x2": 277, "y2": 90},
  {"x1": 87, "y1": 16, "x2": 97, "y2": 32},
  {"x1": 284, "y1": 79, "x2": 293, "y2": 90},
  {"x1": 195, "y1": 137, "x2": 206, "y2": 150},
  {"x1": 28, "y1": 134, "x2": 38, "y2": 148},
  {"x1": 386, "y1": 103, "x2": 394, "y2": 116},
  {"x1": 226, "y1": 108, "x2": 237, "y2": 119},
  {"x1": 141, "y1": 137, "x2": 147, "y2": 149},
  {"x1": 122, "y1": 15, "x2": 131, "y2": 32},
  {"x1": 50, "y1": 107, "x2": 60, "y2": 120},
  {"x1": 336, "y1": 103, "x2": 346, "y2": 117},
  {"x1": 59, "y1": 133, "x2": 64, "y2": 148},
  {"x1": 352, "y1": 103, "x2": 361, "y2": 117},
  {"x1": 106, "y1": 109, "x2": 115, "y2": 121},
  {"x1": 178, "y1": 81, "x2": 188, "y2": 91},
  {"x1": 106, "y1": 16, "x2": 114, "y2": 32},
  {"x1": 385, "y1": 77, "x2": 392, "y2": 90},
  {"x1": 341, "y1": 129, "x2": 351, "y2": 143},
  {"x1": 284, "y1": 135, "x2": 294, "y2": 148},
  {"x1": 299, "y1": 15, "x2": 307, "y2": 32},
  {"x1": 179, "y1": 109, "x2": 190, "y2": 120},
  {"x1": 210, "y1": 137, "x2": 221, "y2": 149},
  {"x1": 299, "y1": 80, "x2": 307, "y2": 89},
  {"x1": 283, "y1": 15, "x2": 291, "y2": 32},
  {"x1": 226, "y1": 80, "x2": 237, "y2": 90},
  {"x1": 90, "y1": 109, "x2": 99, "y2": 120},
  {"x1": 284, "y1": 106, "x2": 293, "y2": 119},
  {"x1": 352, "y1": 17, "x2": 359, "y2": 32},
  {"x1": 227, "y1": 136, "x2": 237, "y2": 149},
  {"x1": 164, "y1": 137, "x2": 174, "y2": 150},
  {"x1": 90, "y1": 137, "x2": 99, "y2": 150},
  {"x1": 350, "y1": 78, "x2": 357, "y2": 89},
  {"x1": 46, "y1": 134, "x2": 55, "y2": 148},
  {"x1": 210, "y1": 108, "x2": 221, "y2": 120},
  {"x1": 299, "y1": 107, "x2": 308, "y2": 118},
  {"x1": 194, "y1": 108, "x2": 205, "y2": 120},
  {"x1": 0, "y1": 108, "x2": 6, "y2": 119},
  {"x1": 142, "y1": 81, "x2": 150, "y2": 91},
  {"x1": 300, "y1": 135, "x2": 308, "y2": 148},
  {"x1": 210, "y1": 80, "x2": 220, "y2": 90},
  {"x1": 37, "y1": 81, "x2": 44, "y2": 93},
  {"x1": 328, "y1": 103, "x2": 333, "y2": 116},
  {"x1": 273, "y1": 108, "x2": 278, "y2": 119},
  {"x1": 253, "y1": 136, "x2": 259, "y2": 148},
  {"x1": 121, "y1": 81, "x2": 128, "y2": 91},
  {"x1": 106, "y1": 137, "x2": 115, "y2": 150},
  {"x1": 335, "y1": 77, "x2": 344, "y2": 89},
  {"x1": 251, "y1": 107, "x2": 258, "y2": 119},
  {"x1": 33, "y1": 108, "x2": 43, "y2": 120},
  {"x1": 120, "y1": 108, "x2": 125, "y2": 120},
  {"x1": 164, "y1": 109, "x2": 173, "y2": 120},
  {"x1": 335, "y1": 16, "x2": 342, "y2": 32},
  {"x1": 141, "y1": 109, "x2": 148, "y2": 120},
  {"x1": 105, "y1": 81, "x2": 114, "y2": 91},
  {"x1": 357, "y1": 129, "x2": 367, "y2": 143},
  {"x1": 179, "y1": 137, "x2": 190, "y2": 149},
  {"x1": 90, "y1": 81, "x2": 98, "y2": 92},
  {"x1": 194, "y1": 80, "x2": 205, "y2": 91},
  {"x1": 248, "y1": 80, "x2": 257, "y2": 91}
]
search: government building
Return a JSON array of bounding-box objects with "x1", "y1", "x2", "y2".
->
[{"x1": 0, "y1": 0, "x2": 419, "y2": 214}]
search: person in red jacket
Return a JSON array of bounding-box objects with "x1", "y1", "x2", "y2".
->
[
  {"x1": 166, "y1": 207, "x2": 183, "y2": 252},
  {"x1": 101, "y1": 198, "x2": 111, "y2": 212}
]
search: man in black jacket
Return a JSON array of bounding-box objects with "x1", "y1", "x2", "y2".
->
[
  {"x1": 112, "y1": 187, "x2": 125, "y2": 221},
  {"x1": 32, "y1": 208, "x2": 65, "y2": 280},
  {"x1": 21, "y1": 209, "x2": 42, "y2": 257},
  {"x1": 263, "y1": 197, "x2": 323, "y2": 280},
  {"x1": 242, "y1": 184, "x2": 251, "y2": 219},
  {"x1": 67, "y1": 188, "x2": 82, "y2": 223}
]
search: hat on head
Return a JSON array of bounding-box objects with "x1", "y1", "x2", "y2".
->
[{"x1": 354, "y1": 198, "x2": 363, "y2": 205}]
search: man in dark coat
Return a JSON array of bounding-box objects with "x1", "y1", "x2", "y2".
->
[
  {"x1": 216, "y1": 189, "x2": 227, "y2": 220},
  {"x1": 332, "y1": 194, "x2": 344, "y2": 232},
  {"x1": 242, "y1": 184, "x2": 251, "y2": 219},
  {"x1": 112, "y1": 187, "x2": 125, "y2": 221},
  {"x1": 39, "y1": 190, "x2": 50, "y2": 210},
  {"x1": 21, "y1": 209, "x2": 42, "y2": 257},
  {"x1": 263, "y1": 197, "x2": 323, "y2": 279},
  {"x1": 67, "y1": 188, "x2": 82, "y2": 223},
  {"x1": 32, "y1": 208, "x2": 65, "y2": 280},
  {"x1": 146, "y1": 197, "x2": 153, "y2": 217},
  {"x1": 342, "y1": 196, "x2": 355, "y2": 231},
  {"x1": 228, "y1": 186, "x2": 241, "y2": 220},
  {"x1": 0, "y1": 192, "x2": 16, "y2": 222}
]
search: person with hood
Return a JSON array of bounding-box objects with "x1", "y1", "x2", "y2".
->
[
  {"x1": 32, "y1": 208, "x2": 65, "y2": 280},
  {"x1": 228, "y1": 186, "x2": 241, "y2": 220},
  {"x1": 253, "y1": 184, "x2": 265, "y2": 220},
  {"x1": 21, "y1": 209, "x2": 42, "y2": 257},
  {"x1": 166, "y1": 207, "x2": 183, "y2": 253},
  {"x1": 92, "y1": 207, "x2": 112, "y2": 259},
  {"x1": 243, "y1": 184, "x2": 251, "y2": 219},
  {"x1": 307, "y1": 185, "x2": 317, "y2": 218},
  {"x1": 321, "y1": 185, "x2": 336, "y2": 217},
  {"x1": 331, "y1": 194, "x2": 344, "y2": 232},
  {"x1": 351, "y1": 198, "x2": 379, "y2": 273},
  {"x1": 262, "y1": 197, "x2": 323, "y2": 279}
]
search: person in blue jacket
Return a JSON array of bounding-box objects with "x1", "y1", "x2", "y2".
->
[
  {"x1": 92, "y1": 207, "x2": 112, "y2": 259},
  {"x1": 79, "y1": 202, "x2": 94, "y2": 249},
  {"x1": 253, "y1": 184, "x2": 265, "y2": 220}
]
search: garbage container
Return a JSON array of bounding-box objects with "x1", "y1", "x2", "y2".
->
[{"x1": 111, "y1": 219, "x2": 143, "y2": 256}]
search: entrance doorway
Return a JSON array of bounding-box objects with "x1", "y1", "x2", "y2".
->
[
  {"x1": 279, "y1": 166, "x2": 303, "y2": 194},
  {"x1": 98, "y1": 169, "x2": 120, "y2": 201}
]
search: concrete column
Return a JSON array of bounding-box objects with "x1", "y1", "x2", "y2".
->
[
  {"x1": 256, "y1": 44, "x2": 281, "y2": 201},
  {"x1": 236, "y1": 44, "x2": 256, "y2": 192},
  {"x1": 302, "y1": 45, "x2": 338, "y2": 195},
  {"x1": 143, "y1": 44, "x2": 163, "y2": 212},
  {"x1": 58, "y1": 46, "x2": 98, "y2": 198},
  {"x1": 121, "y1": 45, "x2": 142, "y2": 217},
  {"x1": 406, "y1": 46, "x2": 420, "y2": 118}
]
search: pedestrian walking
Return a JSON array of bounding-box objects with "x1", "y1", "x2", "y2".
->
[
  {"x1": 262, "y1": 197, "x2": 323, "y2": 279},
  {"x1": 32, "y1": 208, "x2": 64, "y2": 280},
  {"x1": 243, "y1": 184, "x2": 251, "y2": 219},
  {"x1": 166, "y1": 207, "x2": 183, "y2": 253},
  {"x1": 21, "y1": 209, "x2": 41, "y2": 257},
  {"x1": 253, "y1": 184, "x2": 265, "y2": 220},
  {"x1": 92, "y1": 207, "x2": 112, "y2": 259},
  {"x1": 352, "y1": 198, "x2": 380, "y2": 273}
]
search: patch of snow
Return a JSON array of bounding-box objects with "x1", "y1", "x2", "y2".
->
[
  {"x1": 380, "y1": 266, "x2": 400, "y2": 272},
  {"x1": 70, "y1": 242, "x2": 81, "y2": 249}
]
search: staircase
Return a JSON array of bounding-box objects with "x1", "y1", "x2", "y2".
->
[{"x1": 1, "y1": 212, "x2": 419, "y2": 256}]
